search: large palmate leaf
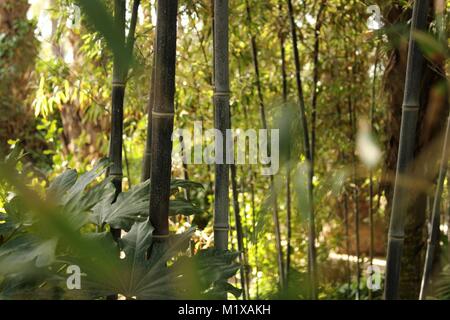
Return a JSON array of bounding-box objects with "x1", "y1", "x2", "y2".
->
[
  {"x1": 90, "y1": 180, "x2": 150, "y2": 231},
  {"x1": 436, "y1": 265, "x2": 450, "y2": 300},
  {"x1": 88, "y1": 179, "x2": 204, "y2": 228},
  {"x1": 47, "y1": 169, "x2": 78, "y2": 200},
  {"x1": 46, "y1": 160, "x2": 114, "y2": 229},
  {"x1": 69, "y1": 222, "x2": 195, "y2": 299},
  {"x1": 169, "y1": 198, "x2": 203, "y2": 216},
  {"x1": 0, "y1": 213, "x2": 18, "y2": 241},
  {"x1": 62, "y1": 159, "x2": 110, "y2": 208},
  {"x1": 0, "y1": 234, "x2": 58, "y2": 275},
  {"x1": 170, "y1": 179, "x2": 204, "y2": 193},
  {"x1": 70, "y1": 222, "x2": 240, "y2": 300},
  {"x1": 173, "y1": 248, "x2": 242, "y2": 299}
]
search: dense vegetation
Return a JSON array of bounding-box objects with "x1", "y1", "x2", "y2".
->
[{"x1": 0, "y1": 0, "x2": 449, "y2": 300}]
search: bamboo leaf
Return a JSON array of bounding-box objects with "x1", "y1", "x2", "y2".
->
[
  {"x1": 413, "y1": 30, "x2": 448, "y2": 63},
  {"x1": 73, "y1": 0, "x2": 129, "y2": 67}
]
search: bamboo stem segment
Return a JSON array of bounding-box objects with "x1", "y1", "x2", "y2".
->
[
  {"x1": 108, "y1": 0, "x2": 126, "y2": 243},
  {"x1": 141, "y1": 31, "x2": 157, "y2": 183},
  {"x1": 231, "y1": 163, "x2": 249, "y2": 299},
  {"x1": 148, "y1": 0, "x2": 178, "y2": 238},
  {"x1": 384, "y1": 0, "x2": 429, "y2": 300},
  {"x1": 246, "y1": 0, "x2": 285, "y2": 289},
  {"x1": 213, "y1": 0, "x2": 230, "y2": 251},
  {"x1": 286, "y1": 0, "x2": 317, "y2": 298}
]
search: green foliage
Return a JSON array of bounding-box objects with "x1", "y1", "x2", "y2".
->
[
  {"x1": 6, "y1": 0, "x2": 450, "y2": 300},
  {"x1": 0, "y1": 153, "x2": 239, "y2": 300}
]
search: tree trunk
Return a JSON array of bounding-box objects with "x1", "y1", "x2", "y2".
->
[{"x1": 0, "y1": 0, "x2": 42, "y2": 158}]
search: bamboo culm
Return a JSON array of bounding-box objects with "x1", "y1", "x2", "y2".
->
[
  {"x1": 277, "y1": 1, "x2": 292, "y2": 285},
  {"x1": 368, "y1": 41, "x2": 380, "y2": 300},
  {"x1": 246, "y1": 0, "x2": 285, "y2": 289},
  {"x1": 108, "y1": 0, "x2": 126, "y2": 242},
  {"x1": 231, "y1": 163, "x2": 249, "y2": 299},
  {"x1": 286, "y1": 0, "x2": 317, "y2": 298},
  {"x1": 141, "y1": 53, "x2": 156, "y2": 182},
  {"x1": 213, "y1": 0, "x2": 231, "y2": 251},
  {"x1": 343, "y1": 192, "x2": 352, "y2": 296},
  {"x1": 310, "y1": 0, "x2": 326, "y2": 167},
  {"x1": 109, "y1": 0, "x2": 141, "y2": 207},
  {"x1": 419, "y1": 115, "x2": 450, "y2": 299},
  {"x1": 384, "y1": 0, "x2": 429, "y2": 300},
  {"x1": 348, "y1": 93, "x2": 361, "y2": 300},
  {"x1": 148, "y1": 0, "x2": 178, "y2": 239}
]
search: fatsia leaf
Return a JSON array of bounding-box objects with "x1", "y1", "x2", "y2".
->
[
  {"x1": 120, "y1": 225, "x2": 195, "y2": 299},
  {"x1": 172, "y1": 248, "x2": 241, "y2": 299},
  {"x1": 74, "y1": 223, "x2": 195, "y2": 299},
  {"x1": 3, "y1": 196, "x2": 33, "y2": 226},
  {"x1": 436, "y1": 264, "x2": 450, "y2": 300},
  {"x1": 47, "y1": 169, "x2": 78, "y2": 200},
  {"x1": 0, "y1": 214, "x2": 16, "y2": 242},
  {"x1": 75, "y1": 177, "x2": 115, "y2": 214},
  {"x1": 0, "y1": 235, "x2": 58, "y2": 275},
  {"x1": 170, "y1": 179, "x2": 204, "y2": 193},
  {"x1": 169, "y1": 198, "x2": 203, "y2": 216},
  {"x1": 90, "y1": 180, "x2": 149, "y2": 231},
  {"x1": 62, "y1": 159, "x2": 109, "y2": 206}
]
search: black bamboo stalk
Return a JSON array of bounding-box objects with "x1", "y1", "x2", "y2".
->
[
  {"x1": 141, "y1": 38, "x2": 156, "y2": 182},
  {"x1": 384, "y1": 0, "x2": 429, "y2": 300},
  {"x1": 229, "y1": 103, "x2": 248, "y2": 299},
  {"x1": 109, "y1": 0, "x2": 140, "y2": 196},
  {"x1": 286, "y1": 0, "x2": 317, "y2": 298},
  {"x1": 213, "y1": 0, "x2": 230, "y2": 251},
  {"x1": 105, "y1": 0, "x2": 127, "y2": 301},
  {"x1": 108, "y1": 0, "x2": 126, "y2": 242},
  {"x1": 123, "y1": 143, "x2": 132, "y2": 187},
  {"x1": 277, "y1": 1, "x2": 292, "y2": 286},
  {"x1": 251, "y1": 176, "x2": 259, "y2": 298},
  {"x1": 368, "y1": 40, "x2": 380, "y2": 300},
  {"x1": 310, "y1": 0, "x2": 326, "y2": 167},
  {"x1": 245, "y1": 0, "x2": 285, "y2": 290},
  {"x1": 343, "y1": 192, "x2": 352, "y2": 297},
  {"x1": 419, "y1": 115, "x2": 450, "y2": 299},
  {"x1": 231, "y1": 163, "x2": 249, "y2": 299},
  {"x1": 140, "y1": 0, "x2": 157, "y2": 183},
  {"x1": 148, "y1": 0, "x2": 178, "y2": 239},
  {"x1": 348, "y1": 90, "x2": 361, "y2": 300}
]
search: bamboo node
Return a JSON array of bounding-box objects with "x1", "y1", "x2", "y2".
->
[
  {"x1": 214, "y1": 91, "x2": 231, "y2": 97},
  {"x1": 389, "y1": 234, "x2": 404, "y2": 241},
  {"x1": 152, "y1": 111, "x2": 175, "y2": 118},
  {"x1": 112, "y1": 81, "x2": 125, "y2": 88},
  {"x1": 403, "y1": 105, "x2": 419, "y2": 111},
  {"x1": 152, "y1": 234, "x2": 170, "y2": 239},
  {"x1": 214, "y1": 226, "x2": 230, "y2": 231},
  {"x1": 109, "y1": 173, "x2": 123, "y2": 177}
]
